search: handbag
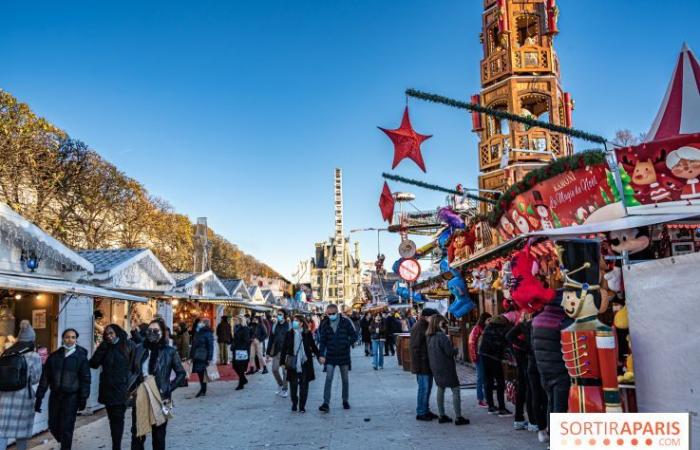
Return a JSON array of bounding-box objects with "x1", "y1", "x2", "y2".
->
[
  {"x1": 234, "y1": 350, "x2": 248, "y2": 361},
  {"x1": 285, "y1": 338, "x2": 303, "y2": 371},
  {"x1": 205, "y1": 364, "x2": 220, "y2": 382}
]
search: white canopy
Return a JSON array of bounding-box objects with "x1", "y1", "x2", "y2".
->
[
  {"x1": 528, "y1": 212, "x2": 698, "y2": 237},
  {"x1": 0, "y1": 273, "x2": 146, "y2": 302}
]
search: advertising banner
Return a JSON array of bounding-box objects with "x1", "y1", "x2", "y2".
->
[
  {"x1": 615, "y1": 133, "x2": 700, "y2": 214},
  {"x1": 497, "y1": 163, "x2": 617, "y2": 240}
]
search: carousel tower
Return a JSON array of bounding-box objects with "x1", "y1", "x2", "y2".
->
[{"x1": 473, "y1": 0, "x2": 575, "y2": 202}]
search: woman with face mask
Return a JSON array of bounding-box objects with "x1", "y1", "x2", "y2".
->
[
  {"x1": 231, "y1": 317, "x2": 252, "y2": 390},
  {"x1": 189, "y1": 318, "x2": 214, "y2": 397},
  {"x1": 128, "y1": 319, "x2": 186, "y2": 450},
  {"x1": 280, "y1": 315, "x2": 321, "y2": 413},
  {"x1": 35, "y1": 328, "x2": 91, "y2": 450},
  {"x1": 426, "y1": 315, "x2": 470, "y2": 426},
  {"x1": 89, "y1": 324, "x2": 134, "y2": 450}
]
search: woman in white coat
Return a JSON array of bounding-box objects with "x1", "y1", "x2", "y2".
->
[{"x1": 0, "y1": 320, "x2": 43, "y2": 450}]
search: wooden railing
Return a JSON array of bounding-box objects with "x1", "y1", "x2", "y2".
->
[{"x1": 481, "y1": 46, "x2": 556, "y2": 85}]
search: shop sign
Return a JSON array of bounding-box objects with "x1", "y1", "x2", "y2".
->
[
  {"x1": 496, "y1": 164, "x2": 616, "y2": 240},
  {"x1": 32, "y1": 309, "x2": 47, "y2": 329},
  {"x1": 398, "y1": 258, "x2": 421, "y2": 283}
]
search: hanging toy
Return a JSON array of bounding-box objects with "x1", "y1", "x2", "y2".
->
[
  {"x1": 510, "y1": 245, "x2": 555, "y2": 312},
  {"x1": 447, "y1": 272, "x2": 475, "y2": 318}
]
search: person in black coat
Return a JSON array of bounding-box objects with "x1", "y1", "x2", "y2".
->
[
  {"x1": 89, "y1": 324, "x2": 134, "y2": 450},
  {"x1": 34, "y1": 328, "x2": 91, "y2": 450},
  {"x1": 383, "y1": 313, "x2": 397, "y2": 356},
  {"x1": 410, "y1": 308, "x2": 438, "y2": 421},
  {"x1": 189, "y1": 318, "x2": 214, "y2": 397},
  {"x1": 280, "y1": 315, "x2": 321, "y2": 412},
  {"x1": 267, "y1": 311, "x2": 290, "y2": 395},
  {"x1": 215, "y1": 316, "x2": 232, "y2": 365},
  {"x1": 369, "y1": 314, "x2": 386, "y2": 370},
  {"x1": 231, "y1": 316, "x2": 252, "y2": 390},
  {"x1": 478, "y1": 315, "x2": 512, "y2": 416},
  {"x1": 318, "y1": 304, "x2": 357, "y2": 412},
  {"x1": 128, "y1": 319, "x2": 186, "y2": 450},
  {"x1": 359, "y1": 312, "x2": 372, "y2": 356}
]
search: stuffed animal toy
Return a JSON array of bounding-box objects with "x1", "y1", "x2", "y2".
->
[
  {"x1": 509, "y1": 245, "x2": 555, "y2": 313},
  {"x1": 447, "y1": 272, "x2": 475, "y2": 318},
  {"x1": 617, "y1": 335, "x2": 635, "y2": 384}
]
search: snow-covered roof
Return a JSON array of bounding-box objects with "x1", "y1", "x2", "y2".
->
[
  {"x1": 0, "y1": 201, "x2": 93, "y2": 273},
  {"x1": 170, "y1": 270, "x2": 229, "y2": 297},
  {"x1": 221, "y1": 278, "x2": 251, "y2": 300},
  {"x1": 78, "y1": 248, "x2": 175, "y2": 287}
]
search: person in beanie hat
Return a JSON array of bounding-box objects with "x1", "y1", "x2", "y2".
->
[
  {"x1": 410, "y1": 307, "x2": 438, "y2": 421},
  {"x1": 0, "y1": 320, "x2": 42, "y2": 450}
]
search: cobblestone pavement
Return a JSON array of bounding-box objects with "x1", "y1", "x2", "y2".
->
[{"x1": 30, "y1": 347, "x2": 547, "y2": 450}]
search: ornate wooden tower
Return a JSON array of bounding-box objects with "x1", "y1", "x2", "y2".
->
[{"x1": 473, "y1": 0, "x2": 574, "y2": 201}]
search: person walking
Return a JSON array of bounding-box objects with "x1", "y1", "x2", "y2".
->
[
  {"x1": 128, "y1": 319, "x2": 186, "y2": 450},
  {"x1": 89, "y1": 324, "x2": 135, "y2": 450},
  {"x1": 426, "y1": 314, "x2": 470, "y2": 426},
  {"x1": 216, "y1": 316, "x2": 232, "y2": 365},
  {"x1": 34, "y1": 328, "x2": 91, "y2": 450},
  {"x1": 478, "y1": 315, "x2": 512, "y2": 417},
  {"x1": 350, "y1": 312, "x2": 362, "y2": 347},
  {"x1": 247, "y1": 315, "x2": 268, "y2": 375},
  {"x1": 231, "y1": 316, "x2": 252, "y2": 390},
  {"x1": 468, "y1": 312, "x2": 491, "y2": 408},
  {"x1": 172, "y1": 322, "x2": 190, "y2": 361},
  {"x1": 281, "y1": 315, "x2": 321, "y2": 413},
  {"x1": 189, "y1": 318, "x2": 214, "y2": 397},
  {"x1": 506, "y1": 312, "x2": 535, "y2": 431},
  {"x1": 360, "y1": 312, "x2": 372, "y2": 357},
  {"x1": 267, "y1": 310, "x2": 290, "y2": 397},
  {"x1": 410, "y1": 308, "x2": 438, "y2": 421},
  {"x1": 0, "y1": 321, "x2": 42, "y2": 450},
  {"x1": 384, "y1": 313, "x2": 399, "y2": 356},
  {"x1": 369, "y1": 314, "x2": 386, "y2": 370},
  {"x1": 532, "y1": 299, "x2": 571, "y2": 443},
  {"x1": 318, "y1": 304, "x2": 357, "y2": 412}
]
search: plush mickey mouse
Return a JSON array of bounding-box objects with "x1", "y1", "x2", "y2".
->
[{"x1": 607, "y1": 227, "x2": 652, "y2": 261}]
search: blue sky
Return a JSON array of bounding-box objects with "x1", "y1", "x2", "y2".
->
[{"x1": 3, "y1": 1, "x2": 700, "y2": 279}]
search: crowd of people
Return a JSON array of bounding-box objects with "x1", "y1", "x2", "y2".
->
[{"x1": 0, "y1": 302, "x2": 552, "y2": 449}]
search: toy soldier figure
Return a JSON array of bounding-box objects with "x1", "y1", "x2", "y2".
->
[{"x1": 556, "y1": 239, "x2": 622, "y2": 413}]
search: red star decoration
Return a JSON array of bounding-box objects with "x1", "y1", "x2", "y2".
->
[
  {"x1": 379, "y1": 182, "x2": 395, "y2": 223},
  {"x1": 379, "y1": 107, "x2": 432, "y2": 172}
]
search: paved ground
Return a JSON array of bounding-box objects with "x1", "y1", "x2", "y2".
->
[{"x1": 29, "y1": 347, "x2": 547, "y2": 450}]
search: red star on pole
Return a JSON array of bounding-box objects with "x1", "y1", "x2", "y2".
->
[
  {"x1": 379, "y1": 182, "x2": 395, "y2": 223},
  {"x1": 379, "y1": 106, "x2": 432, "y2": 172}
]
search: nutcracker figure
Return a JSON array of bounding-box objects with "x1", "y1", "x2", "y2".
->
[{"x1": 556, "y1": 239, "x2": 621, "y2": 413}]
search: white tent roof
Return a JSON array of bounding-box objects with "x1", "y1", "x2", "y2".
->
[
  {"x1": 529, "y1": 213, "x2": 698, "y2": 237},
  {"x1": 645, "y1": 43, "x2": 700, "y2": 142}
]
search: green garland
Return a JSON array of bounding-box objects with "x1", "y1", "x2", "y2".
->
[
  {"x1": 406, "y1": 89, "x2": 608, "y2": 145},
  {"x1": 486, "y1": 150, "x2": 607, "y2": 225},
  {"x1": 382, "y1": 172, "x2": 496, "y2": 204}
]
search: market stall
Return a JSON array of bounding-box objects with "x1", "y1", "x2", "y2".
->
[{"x1": 0, "y1": 201, "x2": 145, "y2": 432}]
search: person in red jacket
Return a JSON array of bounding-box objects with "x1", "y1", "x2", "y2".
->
[{"x1": 468, "y1": 313, "x2": 491, "y2": 408}]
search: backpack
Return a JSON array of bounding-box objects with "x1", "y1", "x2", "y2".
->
[{"x1": 0, "y1": 348, "x2": 29, "y2": 392}]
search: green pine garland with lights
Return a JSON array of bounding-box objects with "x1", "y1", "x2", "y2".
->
[
  {"x1": 405, "y1": 88, "x2": 608, "y2": 145},
  {"x1": 486, "y1": 150, "x2": 607, "y2": 226},
  {"x1": 382, "y1": 172, "x2": 496, "y2": 204}
]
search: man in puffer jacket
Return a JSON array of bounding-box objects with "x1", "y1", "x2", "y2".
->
[{"x1": 532, "y1": 293, "x2": 571, "y2": 435}]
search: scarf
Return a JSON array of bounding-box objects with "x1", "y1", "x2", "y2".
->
[
  {"x1": 293, "y1": 330, "x2": 307, "y2": 374},
  {"x1": 63, "y1": 345, "x2": 76, "y2": 358},
  {"x1": 135, "y1": 375, "x2": 169, "y2": 437}
]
